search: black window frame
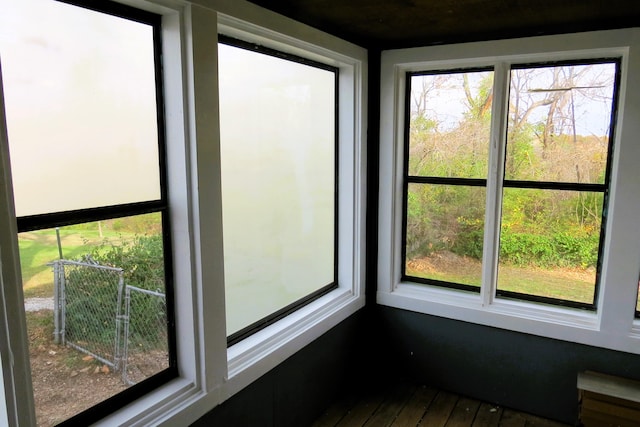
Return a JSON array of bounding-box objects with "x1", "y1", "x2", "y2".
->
[
  {"x1": 401, "y1": 58, "x2": 622, "y2": 311},
  {"x1": 218, "y1": 35, "x2": 340, "y2": 347},
  {"x1": 13, "y1": 1, "x2": 178, "y2": 425},
  {"x1": 401, "y1": 67, "x2": 494, "y2": 294},
  {"x1": 636, "y1": 273, "x2": 640, "y2": 318},
  {"x1": 497, "y1": 58, "x2": 621, "y2": 310}
]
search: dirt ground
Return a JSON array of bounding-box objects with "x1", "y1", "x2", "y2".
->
[
  {"x1": 27, "y1": 310, "x2": 167, "y2": 426},
  {"x1": 28, "y1": 310, "x2": 126, "y2": 426}
]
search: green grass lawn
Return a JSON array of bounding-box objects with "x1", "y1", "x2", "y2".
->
[{"x1": 406, "y1": 252, "x2": 596, "y2": 305}]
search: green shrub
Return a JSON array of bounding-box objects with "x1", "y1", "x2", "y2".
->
[
  {"x1": 90, "y1": 234, "x2": 165, "y2": 292},
  {"x1": 64, "y1": 234, "x2": 166, "y2": 350},
  {"x1": 497, "y1": 229, "x2": 599, "y2": 268},
  {"x1": 451, "y1": 219, "x2": 484, "y2": 260}
]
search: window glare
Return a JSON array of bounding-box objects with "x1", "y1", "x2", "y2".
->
[
  {"x1": 0, "y1": 0, "x2": 161, "y2": 217},
  {"x1": 218, "y1": 43, "x2": 336, "y2": 336}
]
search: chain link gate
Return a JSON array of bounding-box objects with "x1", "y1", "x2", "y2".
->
[
  {"x1": 121, "y1": 285, "x2": 168, "y2": 385},
  {"x1": 52, "y1": 259, "x2": 167, "y2": 384},
  {"x1": 52, "y1": 259, "x2": 125, "y2": 370}
]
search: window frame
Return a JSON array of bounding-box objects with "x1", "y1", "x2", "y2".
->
[
  {"x1": 217, "y1": 34, "x2": 341, "y2": 346},
  {"x1": 3, "y1": 0, "x2": 179, "y2": 424},
  {"x1": 401, "y1": 67, "x2": 494, "y2": 294},
  {"x1": 378, "y1": 28, "x2": 640, "y2": 355},
  {"x1": 0, "y1": 0, "x2": 367, "y2": 426},
  {"x1": 400, "y1": 59, "x2": 621, "y2": 311}
]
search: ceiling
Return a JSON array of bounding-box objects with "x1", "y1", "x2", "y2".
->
[{"x1": 247, "y1": 0, "x2": 640, "y2": 49}]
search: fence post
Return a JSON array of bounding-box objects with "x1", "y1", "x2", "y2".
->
[
  {"x1": 121, "y1": 285, "x2": 131, "y2": 384},
  {"x1": 114, "y1": 271, "x2": 125, "y2": 372},
  {"x1": 53, "y1": 261, "x2": 61, "y2": 344},
  {"x1": 60, "y1": 262, "x2": 66, "y2": 345}
]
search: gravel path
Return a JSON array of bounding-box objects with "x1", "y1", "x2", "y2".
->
[{"x1": 24, "y1": 297, "x2": 54, "y2": 311}]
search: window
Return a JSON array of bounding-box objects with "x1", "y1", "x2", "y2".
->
[
  {"x1": 0, "y1": 1, "x2": 366, "y2": 425},
  {"x1": 379, "y1": 29, "x2": 640, "y2": 354},
  {"x1": 403, "y1": 61, "x2": 618, "y2": 310},
  {"x1": 0, "y1": 0, "x2": 175, "y2": 424},
  {"x1": 498, "y1": 62, "x2": 617, "y2": 308},
  {"x1": 218, "y1": 37, "x2": 338, "y2": 345},
  {"x1": 404, "y1": 69, "x2": 493, "y2": 291}
]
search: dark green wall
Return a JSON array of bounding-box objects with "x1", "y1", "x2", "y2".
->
[
  {"x1": 375, "y1": 305, "x2": 640, "y2": 424},
  {"x1": 190, "y1": 309, "x2": 369, "y2": 427}
]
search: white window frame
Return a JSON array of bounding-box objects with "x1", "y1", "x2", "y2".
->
[
  {"x1": 0, "y1": 0, "x2": 367, "y2": 425},
  {"x1": 378, "y1": 28, "x2": 640, "y2": 355}
]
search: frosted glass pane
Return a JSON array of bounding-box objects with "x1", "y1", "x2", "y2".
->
[
  {"x1": 0, "y1": 0, "x2": 160, "y2": 217},
  {"x1": 218, "y1": 43, "x2": 336, "y2": 336}
]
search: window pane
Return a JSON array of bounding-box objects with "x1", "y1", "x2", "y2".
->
[
  {"x1": 405, "y1": 183, "x2": 486, "y2": 287},
  {"x1": 497, "y1": 188, "x2": 601, "y2": 304},
  {"x1": 408, "y1": 70, "x2": 493, "y2": 179},
  {"x1": 19, "y1": 213, "x2": 169, "y2": 425},
  {"x1": 0, "y1": 0, "x2": 161, "y2": 217},
  {"x1": 218, "y1": 43, "x2": 336, "y2": 337},
  {"x1": 506, "y1": 63, "x2": 616, "y2": 183}
]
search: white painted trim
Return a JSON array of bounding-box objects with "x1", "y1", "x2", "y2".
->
[
  {"x1": 182, "y1": 3, "x2": 229, "y2": 394},
  {"x1": 378, "y1": 28, "x2": 640, "y2": 355},
  {"x1": 107, "y1": 0, "x2": 366, "y2": 425},
  {"x1": 481, "y1": 62, "x2": 509, "y2": 307},
  {"x1": 217, "y1": 2, "x2": 368, "y2": 409},
  {"x1": 224, "y1": 289, "x2": 364, "y2": 400}
]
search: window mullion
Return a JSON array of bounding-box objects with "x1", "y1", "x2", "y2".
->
[
  {"x1": 480, "y1": 62, "x2": 509, "y2": 307},
  {"x1": 185, "y1": 7, "x2": 229, "y2": 391}
]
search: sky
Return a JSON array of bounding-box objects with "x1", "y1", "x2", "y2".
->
[{"x1": 410, "y1": 64, "x2": 615, "y2": 138}]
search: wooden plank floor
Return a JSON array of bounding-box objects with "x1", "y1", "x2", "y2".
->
[{"x1": 311, "y1": 384, "x2": 571, "y2": 427}]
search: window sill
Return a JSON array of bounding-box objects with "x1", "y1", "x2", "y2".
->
[
  {"x1": 94, "y1": 287, "x2": 363, "y2": 427},
  {"x1": 628, "y1": 320, "x2": 640, "y2": 340},
  {"x1": 378, "y1": 282, "x2": 611, "y2": 349},
  {"x1": 94, "y1": 378, "x2": 202, "y2": 427},
  {"x1": 225, "y1": 286, "x2": 363, "y2": 397}
]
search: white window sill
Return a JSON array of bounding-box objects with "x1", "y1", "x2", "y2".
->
[
  {"x1": 377, "y1": 282, "x2": 616, "y2": 349},
  {"x1": 225, "y1": 286, "x2": 363, "y2": 398},
  {"x1": 94, "y1": 287, "x2": 363, "y2": 427},
  {"x1": 94, "y1": 378, "x2": 202, "y2": 427}
]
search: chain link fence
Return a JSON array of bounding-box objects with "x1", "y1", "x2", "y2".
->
[
  {"x1": 121, "y1": 286, "x2": 169, "y2": 385},
  {"x1": 52, "y1": 259, "x2": 124, "y2": 369},
  {"x1": 51, "y1": 259, "x2": 167, "y2": 383}
]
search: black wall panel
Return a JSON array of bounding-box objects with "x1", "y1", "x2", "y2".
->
[
  {"x1": 376, "y1": 306, "x2": 640, "y2": 424},
  {"x1": 191, "y1": 310, "x2": 367, "y2": 427}
]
